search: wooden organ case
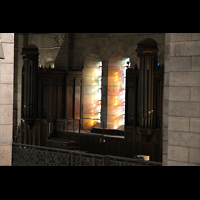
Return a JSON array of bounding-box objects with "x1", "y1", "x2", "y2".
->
[
  {"x1": 20, "y1": 45, "x2": 82, "y2": 146},
  {"x1": 125, "y1": 38, "x2": 164, "y2": 162}
]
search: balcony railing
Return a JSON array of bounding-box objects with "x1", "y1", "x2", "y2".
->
[{"x1": 12, "y1": 143, "x2": 162, "y2": 166}]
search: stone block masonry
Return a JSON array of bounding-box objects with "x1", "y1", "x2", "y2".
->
[
  {"x1": 167, "y1": 33, "x2": 200, "y2": 166},
  {"x1": 0, "y1": 33, "x2": 14, "y2": 166}
]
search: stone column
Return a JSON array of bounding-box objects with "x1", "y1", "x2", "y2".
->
[
  {"x1": 167, "y1": 33, "x2": 200, "y2": 166},
  {"x1": 162, "y1": 33, "x2": 170, "y2": 166}
]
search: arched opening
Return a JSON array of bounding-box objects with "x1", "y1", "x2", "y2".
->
[
  {"x1": 44, "y1": 58, "x2": 55, "y2": 69},
  {"x1": 82, "y1": 53, "x2": 102, "y2": 130},
  {"x1": 107, "y1": 50, "x2": 131, "y2": 130}
]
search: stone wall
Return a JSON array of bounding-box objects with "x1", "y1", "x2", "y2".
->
[
  {"x1": 167, "y1": 33, "x2": 200, "y2": 165},
  {"x1": 162, "y1": 33, "x2": 170, "y2": 165},
  {"x1": 0, "y1": 33, "x2": 14, "y2": 166}
]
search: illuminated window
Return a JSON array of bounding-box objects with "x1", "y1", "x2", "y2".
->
[
  {"x1": 107, "y1": 57, "x2": 130, "y2": 130},
  {"x1": 83, "y1": 55, "x2": 102, "y2": 130},
  {"x1": 95, "y1": 62, "x2": 102, "y2": 124}
]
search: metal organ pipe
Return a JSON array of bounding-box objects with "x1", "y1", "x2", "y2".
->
[
  {"x1": 139, "y1": 57, "x2": 154, "y2": 128},
  {"x1": 140, "y1": 57, "x2": 144, "y2": 127},
  {"x1": 151, "y1": 58, "x2": 154, "y2": 128},
  {"x1": 148, "y1": 58, "x2": 151, "y2": 128},
  {"x1": 144, "y1": 57, "x2": 148, "y2": 128}
]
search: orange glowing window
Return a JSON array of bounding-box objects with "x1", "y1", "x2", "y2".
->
[
  {"x1": 107, "y1": 58, "x2": 130, "y2": 130},
  {"x1": 82, "y1": 58, "x2": 102, "y2": 130}
]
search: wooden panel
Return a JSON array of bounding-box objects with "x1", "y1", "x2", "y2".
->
[
  {"x1": 74, "y1": 86, "x2": 81, "y2": 119},
  {"x1": 35, "y1": 121, "x2": 40, "y2": 146},
  {"x1": 42, "y1": 85, "x2": 48, "y2": 118},
  {"x1": 67, "y1": 78, "x2": 74, "y2": 86},
  {"x1": 125, "y1": 128, "x2": 134, "y2": 158},
  {"x1": 54, "y1": 131, "x2": 124, "y2": 157},
  {"x1": 67, "y1": 86, "x2": 74, "y2": 119},
  {"x1": 125, "y1": 127, "x2": 162, "y2": 162},
  {"x1": 32, "y1": 126, "x2": 36, "y2": 145},
  {"x1": 57, "y1": 84, "x2": 65, "y2": 119},
  {"x1": 41, "y1": 120, "x2": 48, "y2": 146},
  {"x1": 56, "y1": 121, "x2": 64, "y2": 131},
  {"x1": 125, "y1": 68, "x2": 139, "y2": 127},
  {"x1": 51, "y1": 85, "x2": 57, "y2": 119}
]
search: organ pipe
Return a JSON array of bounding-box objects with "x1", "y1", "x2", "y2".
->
[
  {"x1": 139, "y1": 57, "x2": 155, "y2": 128},
  {"x1": 151, "y1": 58, "x2": 154, "y2": 128},
  {"x1": 144, "y1": 58, "x2": 148, "y2": 128},
  {"x1": 148, "y1": 58, "x2": 151, "y2": 128},
  {"x1": 140, "y1": 58, "x2": 144, "y2": 127}
]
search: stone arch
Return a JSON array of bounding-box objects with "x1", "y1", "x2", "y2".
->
[
  {"x1": 39, "y1": 49, "x2": 56, "y2": 67},
  {"x1": 78, "y1": 44, "x2": 106, "y2": 69},
  {"x1": 106, "y1": 41, "x2": 129, "y2": 58},
  {"x1": 105, "y1": 41, "x2": 137, "y2": 68},
  {"x1": 44, "y1": 57, "x2": 54, "y2": 68}
]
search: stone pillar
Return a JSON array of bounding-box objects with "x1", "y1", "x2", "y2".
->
[
  {"x1": 162, "y1": 33, "x2": 170, "y2": 166},
  {"x1": 167, "y1": 33, "x2": 200, "y2": 166},
  {"x1": 0, "y1": 33, "x2": 14, "y2": 166}
]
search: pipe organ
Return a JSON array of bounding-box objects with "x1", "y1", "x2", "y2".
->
[{"x1": 125, "y1": 38, "x2": 163, "y2": 162}]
